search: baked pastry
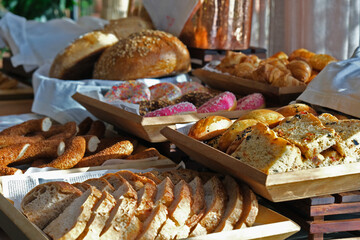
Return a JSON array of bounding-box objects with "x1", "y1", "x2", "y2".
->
[
  {"x1": 275, "y1": 103, "x2": 317, "y2": 117},
  {"x1": 49, "y1": 31, "x2": 118, "y2": 80},
  {"x1": 174, "y1": 92, "x2": 217, "y2": 108},
  {"x1": 188, "y1": 116, "x2": 233, "y2": 141},
  {"x1": 93, "y1": 30, "x2": 191, "y2": 80},
  {"x1": 237, "y1": 109, "x2": 285, "y2": 128},
  {"x1": 102, "y1": 16, "x2": 153, "y2": 39}
]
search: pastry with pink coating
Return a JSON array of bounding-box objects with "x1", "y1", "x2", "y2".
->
[
  {"x1": 236, "y1": 93, "x2": 265, "y2": 111},
  {"x1": 176, "y1": 82, "x2": 208, "y2": 95},
  {"x1": 149, "y1": 82, "x2": 182, "y2": 101},
  {"x1": 197, "y1": 91, "x2": 237, "y2": 113},
  {"x1": 104, "y1": 80, "x2": 150, "y2": 103},
  {"x1": 144, "y1": 102, "x2": 196, "y2": 117}
]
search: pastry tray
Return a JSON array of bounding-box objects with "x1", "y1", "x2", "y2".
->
[
  {"x1": 192, "y1": 68, "x2": 306, "y2": 106},
  {"x1": 161, "y1": 126, "x2": 360, "y2": 202},
  {"x1": 72, "y1": 92, "x2": 257, "y2": 143}
]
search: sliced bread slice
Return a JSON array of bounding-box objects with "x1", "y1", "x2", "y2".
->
[
  {"x1": 100, "y1": 172, "x2": 125, "y2": 190},
  {"x1": 231, "y1": 122, "x2": 303, "y2": 174},
  {"x1": 117, "y1": 170, "x2": 156, "y2": 191},
  {"x1": 155, "y1": 180, "x2": 192, "y2": 240},
  {"x1": 43, "y1": 186, "x2": 102, "y2": 240},
  {"x1": 138, "y1": 172, "x2": 162, "y2": 184},
  {"x1": 72, "y1": 182, "x2": 92, "y2": 193},
  {"x1": 77, "y1": 191, "x2": 117, "y2": 240},
  {"x1": 84, "y1": 178, "x2": 115, "y2": 193},
  {"x1": 234, "y1": 184, "x2": 258, "y2": 229},
  {"x1": 214, "y1": 176, "x2": 243, "y2": 232},
  {"x1": 21, "y1": 181, "x2": 82, "y2": 229},
  {"x1": 189, "y1": 176, "x2": 227, "y2": 237}
]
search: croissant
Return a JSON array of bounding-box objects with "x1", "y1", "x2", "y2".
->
[
  {"x1": 271, "y1": 72, "x2": 305, "y2": 87},
  {"x1": 309, "y1": 54, "x2": 337, "y2": 71},
  {"x1": 269, "y1": 51, "x2": 288, "y2": 60},
  {"x1": 288, "y1": 48, "x2": 315, "y2": 61},
  {"x1": 287, "y1": 60, "x2": 312, "y2": 82},
  {"x1": 233, "y1": 62, "x2": 256, "y2": 79},
  {"x1": 252, "y1": 63, "x2": 275, "y2": 82}
]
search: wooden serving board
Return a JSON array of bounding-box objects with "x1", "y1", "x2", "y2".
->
[
  {"x1": 161, "y1": 126, "x2": 360, "y2": 202},
  {"x1": 0, "y1": 82, "x2": 33, "y2": 100},
  {"x1": 192, "y1": 68, "x2": 306, "y2": 106},
  {"x1": 72, "y1": 92, "x2": 258, "y2": 143}
]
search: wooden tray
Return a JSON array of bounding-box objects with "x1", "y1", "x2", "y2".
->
[
  {"x1": 0, "y1": 193, "x2": 299, "y2": 240},
  {"x1": 161, "y1": 126, "x2": 360, "y2": 202},
  {"x1": 72, "y1": 92, "x2": 257, "y2": 143},
  {"x1": 192, "y1": 68, "x2": 306, "y2": 106},
  {"x1": 0, "y1": 82, "x2": 33, "y2": 100}
]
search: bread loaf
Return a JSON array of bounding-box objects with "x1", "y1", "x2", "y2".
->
[
  {"x1": 49, "y1": 31, "x2": 118, "y2": 80},
  {"x1": 93, "y1": 30, "x2": 191, "y2": 80},
  {"x1": 188, "y1": 116, "x2": 233, "y2": 141}
]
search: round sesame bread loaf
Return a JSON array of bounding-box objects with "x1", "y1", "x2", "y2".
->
[
  {"x1": 49, "y1": 31, "x2": 118, "y2": 80},
  {"x1": 93, "y1": 30, "x2": 191, "y2": 80}
]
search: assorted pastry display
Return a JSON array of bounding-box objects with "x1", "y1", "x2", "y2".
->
[
  {"x1": 188, "y1": 103, "x2": 359, "y2": 174},
  {"x1": 104, "y1": 81, "x2": 266, "y2": 116},
  {"x1": 215, "y1": 48, "x2": 337, "y2": 87},
  {"x1": 0, "y1": 117, "x2": 161, "y2": 176},
  {"x1": 20, "y1": 169, "x2": 259, "y2": 239}
]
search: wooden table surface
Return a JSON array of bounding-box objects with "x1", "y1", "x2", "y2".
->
[{"x1": 0, "y1": 99, "x2": 33, "y2": 116}]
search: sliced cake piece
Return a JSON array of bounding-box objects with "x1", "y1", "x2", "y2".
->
[
  {"x1": 234, "y1": 183, "x2": 258, "y2": 229},
  {"x1": 318, "y1": 113, "x2": 339, "y2": 125},
  {"x1": 214, "y1": 176, "x2": 243, "y2": 232},
  {"x1": 77, "y1": 191, "x2": 117, "y2": 240},
  {"x1": 302, "y1": 148, "x2": 356, "y2": 169},
  {"x1": 155, "y1": 180, "x2": 192, "y2": 240},
  {"x1": 231, "y1": 122, "x2": 303, "y2": 174},
  {"x1": 21, "y1": 182, "x2": 82, "y2": 230},
  {"x1": 84, "y1": 178, "x2": 115, "y2": 193},
  {"x1": 189, "y1": 176, "x2": 227, "y2": 237},
  {"x1": 43, "y1": 186, "x2": 102, "y2": 240},
  {"x1": 273, "y1": 112, "x2": 343, "y2": 159},
  {"x1": 323, "y1": 119, "x2": 360, "y2": 158}
]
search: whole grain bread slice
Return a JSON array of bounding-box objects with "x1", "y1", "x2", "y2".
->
[
  {"x1": 43, "y1": 186, "x2": 102, "y2": 240},
  {"x1": 21, "y1": 181, "x2": 82, "y2": 230},
  {"x1": 189, "y1": 176, "x2": 227, "y2": 237},
  {"x1": 214, "y1": 176, "x2": 243, "y2": 232}
]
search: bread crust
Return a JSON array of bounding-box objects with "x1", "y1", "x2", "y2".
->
[
  {"x1": 276, "y1": 103, "x2": 317, "y2": 117},
  {"x1": 188, "y1": 116, "x2": 232, "y2": 141},
  {"x1": 93, "y1": 30, "x2": 191, "y2": 80}
]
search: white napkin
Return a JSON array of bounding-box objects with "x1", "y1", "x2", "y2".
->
[
  {"x1": 297, "y1": 46, "x2": 360, "y2": 118},
  {"x1": 143, "y1": 0, "x2": 200, "y2": 37},
  {"x1": 31, "y1": 63, "x2": 190, "y2": 124},
  {"x1": 0, "y1": 12, "x2": 108, "y2": 72}
]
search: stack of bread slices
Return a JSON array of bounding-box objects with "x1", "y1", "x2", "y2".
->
[{"x1": 21, "y1": 169, "x2": 259, "y2": 240}]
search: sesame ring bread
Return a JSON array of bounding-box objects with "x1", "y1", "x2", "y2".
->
[
  {"x1": 49, "y1": 31, "x2": 118, "y2": 80},
  {"x1": 93, "y1": 30, "x2": 191, "y2": 80}
]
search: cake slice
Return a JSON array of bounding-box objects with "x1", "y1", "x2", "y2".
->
[
  {"x1": 232, "y1": 122, "x2": 303, "y2": 174},
  {"x1": 189, "y1": 176, "x2": 227, "y2": 237},
  {"x1": 273, "y1": 112, "x2": 343, "y2": 159},
  {"x1": 43, "y1": 186, "x2": 102, "y2": 240}
]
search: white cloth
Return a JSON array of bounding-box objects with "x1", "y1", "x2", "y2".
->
[
  {"x1": 0, "y1": 12, "x2": 108, "y2": 72},
  {"x1": 31, "y1": 63, "x2": 190, "y2": 124},
  {"x1": 297, "y1": 46, "x2": 360, "y2": 118}
]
